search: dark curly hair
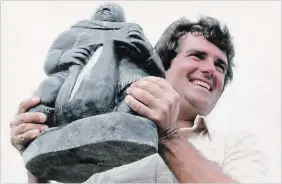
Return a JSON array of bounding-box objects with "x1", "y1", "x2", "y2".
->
[{"x1": 154, "y1": 16, "x2": 235, "y2": 89}]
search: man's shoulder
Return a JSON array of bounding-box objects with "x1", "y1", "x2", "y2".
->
[
  {"x1": 210, "y1": 129, "x2": 269, "y2": 183},
  {"x1": 210, "y1": 128, "x2": 261, "y2": 149}
]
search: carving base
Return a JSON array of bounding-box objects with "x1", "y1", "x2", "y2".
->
[{"x1": 23, "y1": 112, "x2": 158, "y2": 183}]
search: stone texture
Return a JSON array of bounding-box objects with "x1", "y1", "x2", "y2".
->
[
  {"x1": 23, "y1": 2, "x2": 165, "y2": 182},
  {"x1": 23, "y1": 112, "x2": 158, "y2": 182}
]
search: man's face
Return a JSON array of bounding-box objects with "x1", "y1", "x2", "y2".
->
[{"x1": 165, "y1": 32, "x2": 228, "y2": 118}]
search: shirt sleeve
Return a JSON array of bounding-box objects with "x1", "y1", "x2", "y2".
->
[{"x1": 221, "y1": 131, "x2": 269, "y2": 183}]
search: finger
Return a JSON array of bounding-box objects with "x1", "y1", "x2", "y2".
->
[
  {"x1": 126, "y1": 86, "x2": 156, "y2": 107},
  {"x1": 142, "y1": 76, "x2": 172, "y2": 91},
  {"x1": 11, "y1": 129, "x2": 41, "y2": 146},
  {"x1": 130, "y1": 80, "x2": 163, "y2": 99},
  {"x1": 125, "y1": 95, "x2": 151, "y2": 118},
  {"x1": 18, "y1": 96, "x2": 40, "y2": 114},
  {"x1": 12, "y1": 123, "x2": 48, "y2": 136},
  {"x1": 10, "y1": 112, "x2": 47, "y2": 127}
]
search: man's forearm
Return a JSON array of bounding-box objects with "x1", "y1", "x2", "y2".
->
[{"x1": 159, "y1": 136, "x2": 236, "y2": 183}]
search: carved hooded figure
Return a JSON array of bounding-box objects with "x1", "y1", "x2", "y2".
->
[{"x1": 24, "y1": 2, "x2": 165, "y2": 183}]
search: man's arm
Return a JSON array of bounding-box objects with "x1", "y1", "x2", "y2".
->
[
  {"x1": 159, "y1": 130, "x2": 268, "y2": 183},
  {"x1": 125, "y1": 77, "x2": 268, "y2": 183},
  {"x1": 125, "y1": 77, "x2": 233, "y2": 183},
  {"x1": 159, "y1": 135, "x2": 236, "y2": 183}
]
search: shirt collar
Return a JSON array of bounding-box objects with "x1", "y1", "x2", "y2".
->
[{"x1": 179, "y1": 114, "x2": 213, "y2": 140}]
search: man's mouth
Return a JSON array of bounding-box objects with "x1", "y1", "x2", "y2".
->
[{"x1": 190, "y1": 79, "x2": 212, "y2": 91}]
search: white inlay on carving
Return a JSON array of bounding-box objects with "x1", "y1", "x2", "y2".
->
[{"x1": 69, "y1": 46, "x2": 103, "y2": 101}]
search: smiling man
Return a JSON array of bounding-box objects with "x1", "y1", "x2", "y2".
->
[
  {"x1": 10, "y1": 16, "x2": 268, "y2": 183},
  {"x1": 124, "y1": 17, "x2": 268, "y2": 183}
]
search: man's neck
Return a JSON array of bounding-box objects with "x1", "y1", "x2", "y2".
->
[
  {"x1": 177, "y1": 119, "x2": 194, "y2": 129},
  {"x1": 177, "y1": 119, "x2": 194, "y2": 139}
]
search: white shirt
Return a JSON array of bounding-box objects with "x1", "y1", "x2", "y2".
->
[{"x1": 83, "y1": 115, "x2": 269, "y2": 183}]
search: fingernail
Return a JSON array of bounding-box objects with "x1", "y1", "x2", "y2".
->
[
  {"x1": 39, "y1": 114, "x2": 47, "y2": 122},
  {"x1": 125, "y1": 96, "x2": 129, "y2": 103},
  {"x1": 40, "y1": 125, "x2": 48, "y2": 131},
  {"x1": 131, "y1": 83, "x2": 135, "y2": 87},
  {"x1": 126, "y1": 87, "x2": 132, "y2": 94}
]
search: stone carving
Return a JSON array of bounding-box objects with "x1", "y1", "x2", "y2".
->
[{"x1": 23, "y1": 2, "x2": 165, "y2": 183}]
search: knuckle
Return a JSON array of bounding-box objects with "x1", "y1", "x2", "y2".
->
[
  {"x1": 131, "y1": 87, "x2": 144, "y2": 98},
  {"x1": 152, "y1": 114, "x2": 159, "y2": 122},
  {"x1": 127, "y1": 96, "x2": 135, "y2": 106},
  {"x1": 9, "y1": 118, "x2": 16, "y2": 127},
  {"x1": 134, "y1": 103, "x2": 142, "y2": 112},
  {"x1": 19, "y1": 101, "x2": 24, "y2": 108},
  {"x1": 22, "y1": 133, "x2": 32, "y2": 143},
  {"x1": 154, "y1": 77, "x2": 163, "y2": 85},
  {"x1": 11, "y1": 134, "x2": 23, "y2": 148},
  {"x1": 26, "y1": 129, "x2": 40, "y2": 139},
  {"x1": 131, "y1": 80, "x2": 139, "y2": 87},
  {"x1": 18, "y1": 113, "x2": 27, "y2": 122},
  {"x1": 18, "y1": 123, "x2": 27, "y2": 132},
  {"x1": 141, "y1": 80, "x2": 150, "y2": 86},
  {"x1": 155, "y1": 76, "x2": 163, "y2": 82},
  {"x1": 136, "y1": 80, "x2": 147, "y2": 87},
  {"x1": 19, "y1": 100, "x2": 27, "y2": 109},
  {"x1": 174, "y1": 93, "x2": 180, "y2": 102},
  {"x1": 10, "y1": 126, "x2": 17, "y2": 136},
  {"x1": 135, "y1": 88, "x2": 144, "y2": 97},
  {"x1": 162, "y1": 104, "x2": 170, "y2": 115},
  {"x1": 18, "y1": 101, "x2": 28, "y2": 113},
  {"x1": 166, "y1": 98, "x2": 173, "y2": 108},
  {"x1": 168, "y1": 93, "x2": 180, "y2": 106},
  {"x1": 153, "y1": 111, "x2": 163, "y2": 122}
]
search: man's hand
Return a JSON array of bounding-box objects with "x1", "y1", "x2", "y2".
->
[
  {"x1": 10, "y1": 96, "x2": 48, "y2": 154},
  {"x1": 125, "y1": 76, "x2": 180, "y2": 141}
]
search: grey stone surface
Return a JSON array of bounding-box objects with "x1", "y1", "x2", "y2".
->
[
  {"x1": 23, "y1": 112, "x2": 158, "y2": 182},
  {"x1": 23, "y1": 2, "x2": 165, "y2": 183}
]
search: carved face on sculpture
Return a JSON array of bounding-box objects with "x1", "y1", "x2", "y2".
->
[{"x1": 92, "y1": 2, "x2": 125, "y2": 22}]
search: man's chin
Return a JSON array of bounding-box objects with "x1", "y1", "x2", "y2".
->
[{"x1": 184, "y1": 96, "x2": 212, "y2": 116}]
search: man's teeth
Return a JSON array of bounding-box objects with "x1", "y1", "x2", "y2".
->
[{"x1": 191, "y1": 80, "x2": 211, "y2": 90}]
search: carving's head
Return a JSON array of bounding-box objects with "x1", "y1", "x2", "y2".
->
[{"x1": 92, "y1": 2, "x2": 125, "y2": 22}]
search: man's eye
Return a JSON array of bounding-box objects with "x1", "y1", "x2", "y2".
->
[
  {"x1": 189, "y1": 53, "x2": 204, "y2": 60},
  {"x1": 216, "y1": 64, "x2": 226, "y2": 73}
]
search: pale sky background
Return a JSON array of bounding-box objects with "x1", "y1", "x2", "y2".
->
[{"x1": 1, "y1": 1, "x2": 281, "y2": 183}]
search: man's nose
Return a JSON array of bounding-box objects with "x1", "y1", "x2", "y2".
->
[
  {"x1": 202, "y1": 70, "x2": 214, "y2": 79},
  {"x1": 200, "y1": 61, "x2": 215, "y2": 79}
]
